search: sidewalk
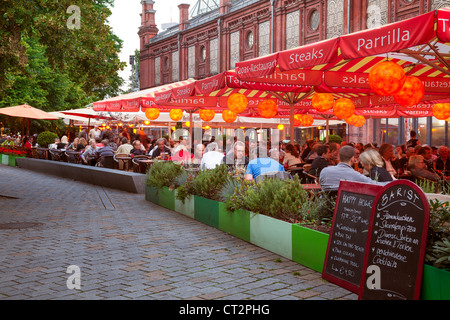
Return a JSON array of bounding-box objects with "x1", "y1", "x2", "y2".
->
[{"x1": 0, "y1": 165, "x2": 357, "y2": 300}]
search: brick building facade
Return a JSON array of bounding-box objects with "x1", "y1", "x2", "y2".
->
[{"x1": 138, "y1": 0, "x2": 450, "y2": 145}]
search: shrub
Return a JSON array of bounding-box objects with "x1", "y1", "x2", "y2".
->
[
  {"x1": 426, "y1": 199, "x2": 450, "y2": 269},
  {"x1": 323, "y1": 134, "x2": 342, "y2": 144},
  {"x1": 146, "y1": 161, "x2": 185, "y2": 189},
  {"x1": 36, "y1": 131, "x2": 58, "y2": 148}
]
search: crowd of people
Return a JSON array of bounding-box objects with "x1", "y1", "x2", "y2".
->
[{"x1": 4, "y1": 127, "x2": 449, "y2": 190}]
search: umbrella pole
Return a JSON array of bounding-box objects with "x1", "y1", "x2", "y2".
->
[
  {"x1": 289, "y1": 103, "x2": 295, "y2": 145},
  {"x1": 326, "y1": 117, "x2": 329, "y2": 143}
]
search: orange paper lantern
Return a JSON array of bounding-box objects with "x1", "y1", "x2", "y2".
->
[
  {"x1": 393, "y1": 76, "x2": 425, "y2": 107},
  {"x1": 145, "y1": 108, "x2": 160, "y2": 120},
  {"x1": 257, "y1": 99, "x2": 278, "y2": 118},
  {"x1": 199, "y1": 109, "x2": 215, "y2": 122},
  {"x1": 222, "y1": 110, "x2": 237, "y2": 123},
  {"x1": 227, "y1": 93, "x2": 248, "y2": 113},
  {"x1": 345, "y1": 114, "x2": 366, "y2": 127},
  {"x1": 297, "y1": 114, "x2": 314, "y2": 127},
  {"x1": 169, "y1": 109, "x2": 183, "y2": 121},
  {"x1": 312, "y1": 93, "x2": 334, "y2": 112},
  {"x1": 293, "y1": 114, "x2": 302, "y2": 126},
  {"x1": 368, "y1": 61, "x2": 406, "y2": 96},
  {"x1": 432, "y1": 103, "x2": 450, "y2": 120},
  {"x1": 333, "y1": 98, "x2": 355, "y2": 119}
]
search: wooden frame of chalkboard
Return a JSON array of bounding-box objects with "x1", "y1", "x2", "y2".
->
[
  {"x1": 359, "y1": 180, "x2": 430, "y2": 300},
  {"x1": 322, "y1": 181, "x2": 382, "y2": 293}
]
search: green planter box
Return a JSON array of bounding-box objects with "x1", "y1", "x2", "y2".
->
[
  {"x1": 250, "y1": 213, "x2": 292, "y2": 260},
  {"x1": 421, "y1": 264, "x2": 450, "y2": 300},
  {"x1": 0, "y1": 154, "x2": 23, "y2": 167},
  {"x1": 292, "y1": 224, "x2": 329, "y2": 273},
  {"x1": 158, "y1": 187, "x2": 175, "y2": 211},
  {"x1": 174, "y1": 191, "x2": 195, "y2": 219},
  {"x1": 218, "y1": 203, "x2": 251, "y2": 243},
  {"x1": 145, "y1": 185, "x2": 159, "y2": 204},
  {"x1": 194, "y1": 196, "x2": 219, "y2": 228}
]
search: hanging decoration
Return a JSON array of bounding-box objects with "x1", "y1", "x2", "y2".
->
[
  {"x1": 333, "y1": 98, "x2": 355, "y2": 119},
  {"x1": 296, "y1": 114, "x2": 314, "y2": 127},
  {"x1": 169, "y1": 109, "x2": 183, "y2": 121},
  {"x1": 257, "y1": 99, "x2": 278, "y2": 118},
  {"x1": 432, "y1": 103, "x2": 450, "y2": 120},
  {"x1": 312, "y1": 93, "x2": 335, "y2": 112},
  {"x1": 345, "y1": 114, "x2": 366, "y2": 127},
  {"x1": 393, "y1": 76, "x2": 425, "y2": 107},
  {"x1": 222, "y1": 110, "x2": 237, "y2": 123},
  {"x1": 145, "y1": 108, "x2": 160, "y2": 120},
  {"x1": 368, "y1": 60, "x2": 406, "y2": 96},
  {"x1": 293, "y1": 114, "x2": 302, "y2": 127},
  {"x1": 199, "y1": 109, "x2": 215, "y2": 122},
  {"x1": 227, "y1": 92, "x2": 248, "y2": 113}
]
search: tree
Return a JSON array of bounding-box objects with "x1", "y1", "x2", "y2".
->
[{"x1": 0, "y1": 0, "x2": 126, "y2": 133}]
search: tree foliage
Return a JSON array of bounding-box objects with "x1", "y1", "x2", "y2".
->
[{"x1": 0, "y1": 0, "x2": 126, "y2": 133}]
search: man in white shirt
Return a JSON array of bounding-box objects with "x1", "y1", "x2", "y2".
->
[{"x1": 201, "y1": 142, "x2": 224, "y2": 169}]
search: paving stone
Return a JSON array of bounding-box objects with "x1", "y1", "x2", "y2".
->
[{"x1": 0, "y1": 165, "x2": 356, "y2": 301}]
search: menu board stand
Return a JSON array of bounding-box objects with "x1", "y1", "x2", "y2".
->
[
  {"x1": 322, "y1": 181, "x2": 382, "y2": 293},
  {"x1": 359, "y1": 180, "x2": 429, "y2": 300}
]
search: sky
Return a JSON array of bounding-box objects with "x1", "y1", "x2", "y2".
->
[{"x1": 108, "y1": 0, "x2": 198, "y2": 91}]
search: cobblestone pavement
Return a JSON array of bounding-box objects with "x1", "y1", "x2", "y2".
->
[{"x1": 0, "y1": 165, "x2": 357, "y2": 301}]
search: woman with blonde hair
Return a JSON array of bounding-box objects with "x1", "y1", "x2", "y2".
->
[{"x1": 359, "y1": 148, "x2": 393, "y2": 182}]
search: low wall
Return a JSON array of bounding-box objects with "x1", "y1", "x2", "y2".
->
[{"x1": 15, "y1": 158, "x2": 146, "y2": 194}]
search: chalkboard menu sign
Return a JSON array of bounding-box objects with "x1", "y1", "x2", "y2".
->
[
  {"x1": 359, "y1": 180, "x2": 429, "y2": 300},
  {"x1": 322, "y1": 181, "x2": 382, "y2": 293}
]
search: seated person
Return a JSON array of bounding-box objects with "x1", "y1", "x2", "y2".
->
[
  {"x1": 319, "y1": 146, "x2": 389, "y2": 192},
  {"x1": 308, "y1": 145, "x2": 330, "y2": 177},
  {"x1": 201, "y1": 142, "x2": 224, "y2": 169},
  {"x1": 223, "y1": 141, "x2": 248, "y2": 169},
  {"x1": 115, "y1": 138, "x2": 133, "y2": 155},
  {"x1": 408, "y1": 155, "x2": 440, "y2": 182},
  {"x1": 96, "y1": 139, "x2": 115, "y2": 166},
  {"x1": 434, "y1": 145, "x2": 450, "y2": 177},
  {"x1": 81, "y1": 139, "x2": 98, "y2": 166},
  {"x1": 169, "y1": 144, "x2": 193, "y2": 164},
  {"x1": 130, "y1": 140, "x2": 147, "y2": 156},
  {"x1": 359, "y1": 148, "x2": 393, "y2": 182},
  {"x1": 244, "y1": 155, "x2": 285, "y2": 181},
  {"x1": 192, "y1": 143, "x2": 205, "y2": 165},
  {"x1": 1, "y1": 136, "x2": 15, "y2": 147},
  {"x1": 57, "y1": 136, "x2": 68, "y2": 149},
  {"x1": 151, "y1": 138, "x2": 171, "y2": 160},
  {"x1": 283, "y1": 144, "x2": 302, "y2": 168}
]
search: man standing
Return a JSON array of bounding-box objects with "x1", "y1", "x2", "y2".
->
[
  {"x1": 319, "y1": 146, "x2": 389, "y2": 192},
  {"x1": 89, "y1": 125, "x2": 101, "y2": 141}
]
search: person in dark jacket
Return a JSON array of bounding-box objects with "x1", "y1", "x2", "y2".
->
[
  {"x1": 308, "y1": 145, "x2": 330, "y2": 177},
  {"x1": 359, "y1": 148, "x2": 393, "y2": 182}
]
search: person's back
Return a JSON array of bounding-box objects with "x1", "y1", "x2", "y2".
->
[
  {"x1": 319, "y1": 146, "x2": 388, "y2": 191},
  {"x1": 201, "y1": 143, "x2": 223, "y2": 169},
  {"x1": 245, "y1": 157, "x2": 285, "y2": 180}
]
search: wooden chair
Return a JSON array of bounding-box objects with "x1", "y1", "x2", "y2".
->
[
  {"x1": 96, "y1": 155, "x2": 115, "y2": 169},
  {"x1": 132, "y1": 155, "x2": 151, "y2": 173},
  {"x1": 48, "y1": 149, "x2": 63, "y2": 161},
  {"x1": 65, "y1": 151, "x2": 81, "y2": 164},
  {"x1": 114, "y1": 153, "x2": 131, "y2": 170}
]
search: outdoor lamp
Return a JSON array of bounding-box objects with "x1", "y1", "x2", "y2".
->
[
  {"x1": 333, "y1": 98, "x2": 355, "y2": 119},
  {"x1": 145, "y1": 107, "x2": 160, "y2": 120},
  {"x1": 368, "y1": 60, "x2": 406, "y2": 96},
  {"x1": 432, "y1": 103, "x2": 450, "y2": 120},
  {"x1": 227, "y1": 93, "x2": 248, "y2": 113},
  {"x1": 199, "y1": 109, "x2": 215, "y2": 122},
  {"x1": 144, "y1": 120, "x2": 150, "y2": 125},
  {"x1": 312, "y1": 93, "x2": 334, "y2": 112},
  {"x1": 393, "y1": 76, "x2": 425, "y2": 107},
  {"x1": 277, "y1": 124, "x2": 284, "y2": 131},
  {"x1": 185, "y1": 121, "x2": 190, "y2": 127},
  {"x1": 222, "y1": 110, "x2": 237, "y2": 123},
  {"x1": 169, "y1": 109, "x2": 183, "y2": 121},
  {"x1": 257, "y1": 99, "x2": 278, "y2": 118}
]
